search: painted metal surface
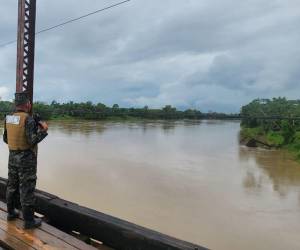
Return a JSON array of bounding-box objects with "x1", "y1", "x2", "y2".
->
[{"x1": 16, "y1": 0, "x2": 36, "y2": 109}]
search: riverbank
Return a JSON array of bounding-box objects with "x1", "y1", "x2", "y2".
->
[
  {"x1": 49, "y1": 115, "x2": 241, "y2": 122},
  {"x1": 240, "y1": 126, "x2": 300, "y2": 162},
  {"x1": 0, "y1": 100, "x2": 240, "y2": 121}
]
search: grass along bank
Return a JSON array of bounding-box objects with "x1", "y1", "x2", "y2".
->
[
  {"x1": 240, "y1": 98, "x2": 300, "y2": 162},
  {"x1": 240, "y1": 126, "x2": 300, "y2": 162}
]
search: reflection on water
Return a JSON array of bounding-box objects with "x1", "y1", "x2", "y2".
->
[
  {"x1": 0, "y1": 120, "x2": 300, "y2": 250},
  {"x1": 49, "y1": 120, "x2": 107, "y2": 136},
  {"x1": 48, "y1": 120, "x2": 186, "y2": 135},
  {"x1": 240, "y1": 147, "x2": 300, "y2": 197}
]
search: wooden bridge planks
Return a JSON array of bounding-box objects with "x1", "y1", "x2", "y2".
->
[
  {"x1": 0, "y1": 202, "x2": 96, "y2": 250},
  {"x1": 0, "y1": 201, "x2": 98, "y2": 250},
  {"x1": 0, "y1": 227, "x2": 35, "y2": 250}
]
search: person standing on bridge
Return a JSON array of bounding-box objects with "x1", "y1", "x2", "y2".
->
[{"x1": 2, "y1": 92, "x2": 48, "y2": 229}]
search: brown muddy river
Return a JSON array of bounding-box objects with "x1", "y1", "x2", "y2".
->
[{"x1": 0, "y1": 120, "x2": 300, "y2": 250}]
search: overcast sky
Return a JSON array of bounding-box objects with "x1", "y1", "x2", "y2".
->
[{"x1": 0, "y1": 0, "x2": 299, "y2": 112}]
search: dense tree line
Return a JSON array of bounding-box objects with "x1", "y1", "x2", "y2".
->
[
  {"x1": 240, "y1": 98, "x2": 300, "y2": 157},
  {"x1": 0, "y1": 100, "x2": 239, "y2": 120},
  {"x1": 241, "y1": 98, "x2": 300, "y2": 130}
]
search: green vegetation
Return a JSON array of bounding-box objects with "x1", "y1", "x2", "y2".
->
[
  {"x1": 241, "y1": 98, "x2": 300, "y2": 161},
  {"x1": 0, "y1": 100, "x2": 239, "y2": 121}
]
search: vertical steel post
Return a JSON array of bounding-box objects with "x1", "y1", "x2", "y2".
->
[{"x1": 16, "y1": 0, "x2": 37, "y2": 110}]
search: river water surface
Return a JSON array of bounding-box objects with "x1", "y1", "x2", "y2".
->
[{"x1": 0, "y1": 120, "x2": 300, "y2": 250}]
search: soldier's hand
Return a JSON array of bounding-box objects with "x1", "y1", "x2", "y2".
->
[{"x1": 39, "y1": 121, "x2": 48, "y2": 132}]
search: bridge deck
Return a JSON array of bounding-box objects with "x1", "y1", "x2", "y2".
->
[{"x1": 0, "y1": 201, "x2": 109, "y2": 250}]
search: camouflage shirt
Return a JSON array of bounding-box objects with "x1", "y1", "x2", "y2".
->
[{"x1": 3, "y1": 113, "x2": 48, "y2": 149}]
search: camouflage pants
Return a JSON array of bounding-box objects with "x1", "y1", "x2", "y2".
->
[{"x1": 6, "y1": 150, "x2": 37, "y2": 212}]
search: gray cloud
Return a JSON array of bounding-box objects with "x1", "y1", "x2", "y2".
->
[{"x1": 0, "y1": 0, "x2": 300, "y2": 112}]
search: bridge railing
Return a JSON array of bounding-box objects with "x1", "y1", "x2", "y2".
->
[{"x1": 0, "y1": 177, "x2": 208, "y2": 250}]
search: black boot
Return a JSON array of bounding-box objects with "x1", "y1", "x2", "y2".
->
[
  {"x1": 7, "y1": 209, "x2": 20, "y2": 221},
  {"x1": 23, "y1": 207, "x2": 42, "y2": 229},
  {"x1": 24, "y1": 218, "x2": 42, "y2": 229}
]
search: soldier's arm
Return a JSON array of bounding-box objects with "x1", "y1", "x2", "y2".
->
[
  {"x1": 25, "y1": 116, "x2": 48, "y2": 146},
  {"x1": 3, "y1": 118, "x2": 8, "y2": 144}
]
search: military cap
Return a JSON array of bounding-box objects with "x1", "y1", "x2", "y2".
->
[{"x1": 15, "y1": 92, "x2": 30, "y2": 106}]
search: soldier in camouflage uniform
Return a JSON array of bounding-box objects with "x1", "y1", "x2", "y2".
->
[{"x1": 2, "y1": 92, "x2": 48, "y2": 229}]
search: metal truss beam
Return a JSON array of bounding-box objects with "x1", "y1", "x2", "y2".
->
[{"x1": 16, "y1": 0, "x2": 37, "y2": 108}]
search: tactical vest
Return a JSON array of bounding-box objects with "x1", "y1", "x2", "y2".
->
[{"x1": 5, "y1": 112, "x2": 32, "y2": 151}]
